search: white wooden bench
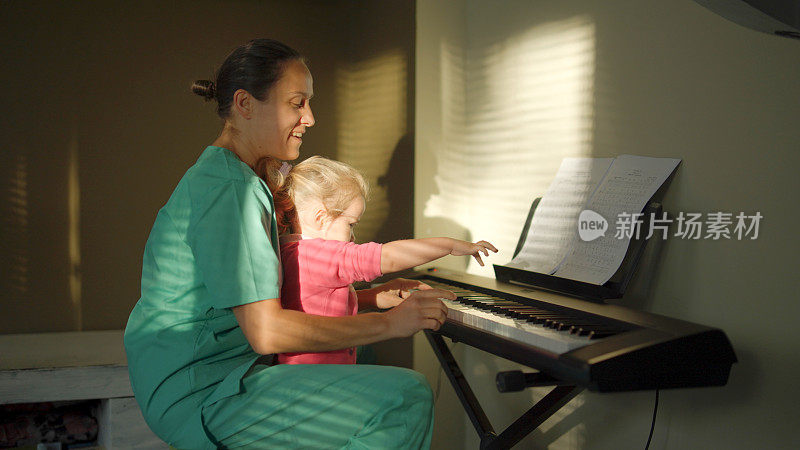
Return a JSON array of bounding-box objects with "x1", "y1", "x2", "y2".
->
[{"x1": 0, "y1": 330, "x2": 167, "y2": 449}]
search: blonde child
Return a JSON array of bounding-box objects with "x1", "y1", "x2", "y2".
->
[{"x1": 267, "y1": 156, "x2": 497, "y2": 365}]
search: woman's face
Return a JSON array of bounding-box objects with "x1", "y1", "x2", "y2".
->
[{"x1": 249, "y1": 59, "x2": 315, "y2": 161}]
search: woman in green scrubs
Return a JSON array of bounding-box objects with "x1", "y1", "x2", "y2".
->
[{"x1": 123, "y1": 39, "x2": 452, "y2": 449}]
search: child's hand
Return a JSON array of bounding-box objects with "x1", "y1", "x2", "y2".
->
[
  {"x1": 450, "y1": 240, "x2": 498, "y2": 266},
  {"x1": 372, "y1": 278, "x2": 432, "y2": 309}
]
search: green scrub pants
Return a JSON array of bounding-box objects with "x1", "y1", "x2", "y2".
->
[{"x1": 202, "y1": 363, "x2": 434, "y2": 449}]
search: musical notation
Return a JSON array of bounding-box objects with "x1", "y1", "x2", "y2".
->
[{"x1": 509, "y1": 155, "x2": 680, "y2": 285}]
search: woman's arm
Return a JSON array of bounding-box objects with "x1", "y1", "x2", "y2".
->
[
  {"x1": 233, "y1": 288, "x2": 453, "y2": 355},
  {"x1": 380, "y1": 238, "x2": 497, "y2": 274}
]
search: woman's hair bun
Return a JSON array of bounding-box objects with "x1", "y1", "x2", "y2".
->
[{"x1": 191, "y1": 79, "x2": 216, "y2": 101}]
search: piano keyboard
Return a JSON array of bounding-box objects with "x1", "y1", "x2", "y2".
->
[
  {"x1": 427, "y1": 280, "x2": 631, "y2": 355},
  {"x1": 419, "y1": 271, "x2": 737, "y2": 392}
]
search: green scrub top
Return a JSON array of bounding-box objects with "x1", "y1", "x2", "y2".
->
[{"x1": 124, "y1": 146, "x2": 281, "y2": 448}]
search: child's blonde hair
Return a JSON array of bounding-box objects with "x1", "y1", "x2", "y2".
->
[{"x1": 262, "y1": 156, "x2": 369, "y2": 234}]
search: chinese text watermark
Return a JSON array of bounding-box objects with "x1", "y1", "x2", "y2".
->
[{"x1": 578, "y1": 210, "x2": 762, "y2": 242}]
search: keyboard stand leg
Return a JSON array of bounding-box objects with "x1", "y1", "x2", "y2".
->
[
  {"x1": 424, "y1": 330, "x2": 584, "y2": 450},
  {"x1": 425, "y1": 330, "x2": 497, "y2": 443},
  {"x1": 485, "y1": 384, "x2": 583, "y2": 450}
]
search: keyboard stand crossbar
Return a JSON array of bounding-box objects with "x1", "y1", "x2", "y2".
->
[{"x1": 425, "y1": 330, "x2": 584, "y2": 450}]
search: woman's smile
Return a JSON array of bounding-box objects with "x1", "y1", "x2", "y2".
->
[{"x1": 250, "y1": 59, "x2": 315, "y2": 161}]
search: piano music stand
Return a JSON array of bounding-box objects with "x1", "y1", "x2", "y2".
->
[
  {"x1": 425, "y1": 199, "x2": 664, "y2": 448},
  {"x1": 493, "y1": 198, "x2": 663, "y2": 302}
]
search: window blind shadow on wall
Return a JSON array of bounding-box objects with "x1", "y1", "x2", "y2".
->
[
  {"x1": 336, "y1": 51, "x2": 408, "y2": 243},
  {"x1": 1, "y1": 152, "x2": 30, "y2": 301},
  {"x1": 423, "y1": 16, "x2": 597, "y2": 277}
]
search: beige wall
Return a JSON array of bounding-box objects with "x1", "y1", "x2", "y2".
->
[
  {"x1": 0, "y1": 1, "x2": 415, "y2": 338},
  {"x1": 416, "y1": 0, "x2": 799, "y2": 448},
  {"x1": 336, "y1": 0, "x2": 418, "y2": 368}
]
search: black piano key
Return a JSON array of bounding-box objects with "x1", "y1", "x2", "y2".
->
[
  {"x1": 553, "y1": 319, "x2": 599, "y2": 329},
  {"x1": 506, "y1": 308, "x2": 537, "y2": 317},
  {"x1": 461, "y1": 299, "x2": 496, "y2": 304},
  {"x1": 507, "y1": 309, "x2": 538, "y2": 319},
  {"x1": 500, "y1": 306, "x2": 535, "y2": 313},
  {"x1": 492, "y1": 308, "x2": 577, "y2": 328},
  {"x1": 512, "y1": 312, "x2": 533, "y2": 320},
  {"x1": 473, "y1": 302, "x2": 522, "y2": 312},
  {"x1": 526, "y1": 316, "x2": 550, "y2": 324},
  {"x1": 506, "y1": 307, "x2": 548, "y2": 313},
  {"x1": 521, "y1": 314, "x2": 552, "y2": 322},
  {"x1": 483, "y1": 302, "x2": 523, "y2": 309},
  {"x1": 567, "y1": 324, "x2": 603, "y2": 334},
  {"x1": 468, "y1": 302, "x2": 497, "y2": 312},
  {"x1": 576, "y1": 327, "x2": 620, "y2": 337},
  {"x1": 493, "y1": 301, "x2": 526, "y2": 306},
  {"x1": 456, "y1": 297, "x2": 489, "y2": 305},
  {"x1": 481, "y1": 301, "x2": 523, "y2": 308},
  {"x1": 493, "y1": 308, "x2": 526, "y2": 318},
  {"x1": 545, "y1": 319, "x2": 572, "y2": 329},
  {"x1": 490, "y1": 302, "x2": 535, "y2": 315},
  {"x1": 490, "y1": 306, "x2": 522, "y2": 314},
  {"x1": 533, "y1": 314, "x2": 567, "y2": 321},
  {"x1": 574, "y1": 326, "x2": 614, "y2": 335}
]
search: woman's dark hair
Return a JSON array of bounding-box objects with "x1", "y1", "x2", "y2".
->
[{"x1": 191, "y1": 39, "x2": 304, "y2": 118}]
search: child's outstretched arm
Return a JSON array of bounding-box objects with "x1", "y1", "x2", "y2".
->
[{"x1": 381, "y1": 238, "x2": 498, "y2": 274}]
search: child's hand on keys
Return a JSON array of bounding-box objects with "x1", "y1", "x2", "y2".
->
[{"x1": 450, "y1": 240, "x2": 498, "y2": 266}]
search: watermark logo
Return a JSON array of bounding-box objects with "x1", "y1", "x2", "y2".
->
[
  {"x1": 578, "y1": 210, "x2": 608, "y2": 242},
  {"x1": 577, "y1": 210, "x2": 763, "y2": 241}
]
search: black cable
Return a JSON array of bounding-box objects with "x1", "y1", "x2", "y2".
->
[{"x1": 644, "y1": 389, "x2": 659, "y2": 450}]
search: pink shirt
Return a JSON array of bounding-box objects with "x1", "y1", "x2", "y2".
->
[{"x1": 277, "y1": 235, "x2": 383, "y2": 364}]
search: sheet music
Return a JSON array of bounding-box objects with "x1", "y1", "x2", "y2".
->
[
  {"x1": 507, "y1": 158, "x2": 613, "y2": 274},
  {"x1": 553, "y1": 155, "x2": 681, "y2": 284}
]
